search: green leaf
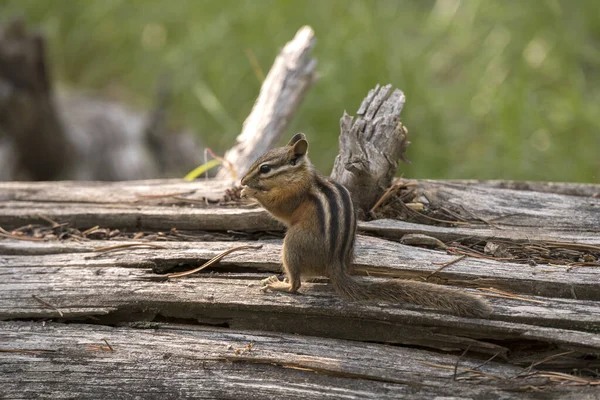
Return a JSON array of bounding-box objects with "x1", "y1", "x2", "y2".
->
[{"x1": 183, "y1": 159, "x2": 222, "y2": 181}]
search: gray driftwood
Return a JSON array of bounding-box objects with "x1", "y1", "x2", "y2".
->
[
  {"x1": 1, "y1": 178, "x2": 598, "y2": 236},
  {"x1": 330, "y1": 84, "x2": 410, "y2": 213},
  {"x1": 216, "y1": 26, "x2": 317, "y2": 180},
  {"x1": 1, "y1": 178, "x2": 600, "y2": 397},
  {"x1": 2, "y1": 235, "x2": 599, "y2": 303},
  {"x1": 452, "y1": 179, "x2": 600, "y2": 198},
  {"x1": 6, "y1": 321, "x2": 591, "y2": 400},
  {"x1": 2, "y1": 239, "x2": 600, "y2": 358}
]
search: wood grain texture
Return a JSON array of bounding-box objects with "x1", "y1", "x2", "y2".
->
[
  {"x1": 1, "y1": 178, "x2": 599, "y2": 397},
  {"x1": 2, "y1": 178, "x2": 597, "y2": 233},
  {"x1": 331, "y1": 84, "x2": 409, "y2": 213},
  {"x1": 6, "y1": 321, "x2": 590, "y2": 400},
  {"x1": 450, "y1": 179, "x2": 600, "y2": 198},
  {"x1": 361, "y1": 219, "x2": 600, "y2": 245},
  {"x1": 1, "y1": 239, "x2": 600, "y2": 359},
  {"x1": 2, "y1": 235, "x2": 598, "y2": 301},
  {"x1": 415, "y1": 180, "x2": 600, "y2": 231}
]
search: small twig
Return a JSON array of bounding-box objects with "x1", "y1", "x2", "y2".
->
[
  {"x1": 427, "y1": 255, "x2": 466, "y2": 281},
  {"x1": 566, "y1": 261, "x2": 600, "y2": 268},
  {"x1": 167, "y1": 244, "x2": 263, "y2": 279},
  {"x1": 476, "y1": 287, "x2": 547, "y2": 305},
  {"x1": 11, "y1": 224, "x2": 35, "y2": 233},
  {"x1": 87, "y1": 343, "x2": 114, "y2": 352},
  {"x1": 206, "y1": 148, "x2": 237, "y2": 181},
  {"x1": 94, "y1": 243, "x2": 167, "y2": 253},
  {"x1": 81, "y1": 225, "x2": 100, "y2": 236},
  {"x1": 0, "y1": 226, "x2": 46, "y2": 242},
  {"x1": 534, "y1": 371, "x2": 599, "y2": 385},
  {"x1": 544, "y1": 241, "x2": 600, "y2": 252},
  {"x1": 518, "y1": 351, "x2": 575, "y2": 377},
  {"x1": 172, "y1": 197, "x2": 210, "y2": 204},
  {"x1": 447, "y1": 247, "x2": 514, "y2": 261},
  {"x1": 458, "y1": 205, "x2": 503, "y2": 229},
  {"x1": 419, "y1": 361, "x2": 502, "y2": 380},
  {"x1": 31, "y1": 294, "x2": 64, "y2": 317},
  {"x1": 369, "y1": 176, "x2": 405, "y2": 214},
  {"x1": 102, "y1": 339, "x2": 114, "y2": 352},
  {"x1": 0, "y1": 232, "x2": 45, "y2": 241},
  {"x1": 399, "y1": 201, "x2": 472, "y2": 226},
  {"x1": 0, "y1": 348, "x2": 57, "y2": 354},
  {"x1": 218, "y1": 355, "x2": 421, "y2": 386},
  {"x1": 460, "y1": 351, "x2": 502, "y2": 377},
  {"x1": 36, "y1": 213, "x2": 61, "y2": 228},
  {"x1": 135, "y1": 190, "x2": 197, "y2": 201},
  {"x1": 453, "y1": 344, "x2": 471, "y2": 381},
  {"x1": 439, "y1": 206, "x2": 469, "y2": 222}
]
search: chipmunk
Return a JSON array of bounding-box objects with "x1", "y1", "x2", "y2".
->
[{"x1": 240, "y1": 133, "x2": 491, "y2": 318}]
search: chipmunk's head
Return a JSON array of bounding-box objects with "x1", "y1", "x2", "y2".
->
[{"x1": 241, "y1": 133, "x2": 312, "y2": 195}]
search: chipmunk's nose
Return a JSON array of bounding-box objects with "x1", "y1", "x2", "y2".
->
[{"x1": 240, "y1": 176, "x2": 247, "y2": 186}]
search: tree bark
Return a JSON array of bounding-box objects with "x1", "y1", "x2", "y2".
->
[{"x1": 331, "y1": 84, "x2": 410, "y2": 214}]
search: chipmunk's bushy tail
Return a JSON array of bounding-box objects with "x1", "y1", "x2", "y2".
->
[{"x1": 330, "y1": 269, "x2": 491, "y2": 318}]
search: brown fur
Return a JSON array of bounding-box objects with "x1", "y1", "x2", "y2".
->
[{"x1": 241, "y1": 133, "x2": 492, "y2": 318}]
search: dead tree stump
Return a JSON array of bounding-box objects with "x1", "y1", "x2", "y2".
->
[{"x1": 330, "y1": 84, "x2": 410, "y2": 215}]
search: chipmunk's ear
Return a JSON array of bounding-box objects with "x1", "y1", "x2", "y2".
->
[
  {"x1": 287, "y1": 133, "x2": 307, "y2": 147},
  {"x1": 291, "y1": 137, "x2": 308, "y2": 157}
]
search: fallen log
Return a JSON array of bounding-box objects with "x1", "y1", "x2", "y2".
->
[
  {"x1": 1, "y1": 178, "x2": 599, "y2": 397},
  {"x1": 6, "y1": 321, "x2": 588, "y2": 400}
]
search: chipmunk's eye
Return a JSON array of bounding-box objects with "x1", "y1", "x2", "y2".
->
[
  {"x1": 259, "y1": 164, "x2": 271, "y2": 174},
  {"x1": 290, "y1": 158, "x2": 297, "y2": 166}
]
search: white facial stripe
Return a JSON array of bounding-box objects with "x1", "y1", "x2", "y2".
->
[
  {"x1": 259, "y1": 158, "x2": 304, "y2": 178},
  {"x1": 260, "y1": 164, "x2": 292, "y2": 178}
]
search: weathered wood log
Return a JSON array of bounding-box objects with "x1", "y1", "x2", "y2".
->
[
  {"x1": 2, "y1": 238, "x2": 600, "y2": 359},
  {"x1": 216, "y1": 26, "x2": 317, "y2": 179},
  {"x1": 330, "y1": 84, "x2": 410, "y2": 214},
  {"x1": 7, "y1": 321, "x2": 591, "y2": 400},
  {"x1": 2, "y1": 178, "x2": 600, "y2": 397},
  {"x1": 1, "y1": 179, "x2": 598, "y2": 241},
  {"x1": 452, "y1": 179, "x2": 600, "y2": 198},
  {"x1": 1, "y1": 235, "x2": 599, "y2": 303},
  {"x1": 413, "y1": 180, "x2": 600, "y2": 231}
]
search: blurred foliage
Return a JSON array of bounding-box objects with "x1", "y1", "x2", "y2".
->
[{"x1": 1, "y1": 0, "x2": 599, "y2": 182}]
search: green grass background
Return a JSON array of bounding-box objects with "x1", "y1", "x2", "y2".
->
[{"x1": 2, "y1": 0, "x2": 599, "y2": 182}]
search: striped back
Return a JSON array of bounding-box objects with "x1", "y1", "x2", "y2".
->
[{"x1": 311, "y1": 176, "x2": 357, "y2": 266}]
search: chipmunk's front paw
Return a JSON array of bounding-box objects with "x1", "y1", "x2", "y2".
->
[{"x1": 240, "y1": 187, "x2": 253, "y2": 199}]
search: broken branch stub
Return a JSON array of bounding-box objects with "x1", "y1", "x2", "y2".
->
[
  {"x1": 216, "y1": 26, "x2": 317, "y2": 180},
  {"x1": 331, "y1": 84, "x2": 410, "y2": 215}
]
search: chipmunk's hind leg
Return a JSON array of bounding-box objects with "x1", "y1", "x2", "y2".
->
[
  {"x1": 259, "y1": 233, "x2": 304, "y2": 293},
  {"x1": 260, "y1": 268, "x2": 301, "y2": 294}
]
